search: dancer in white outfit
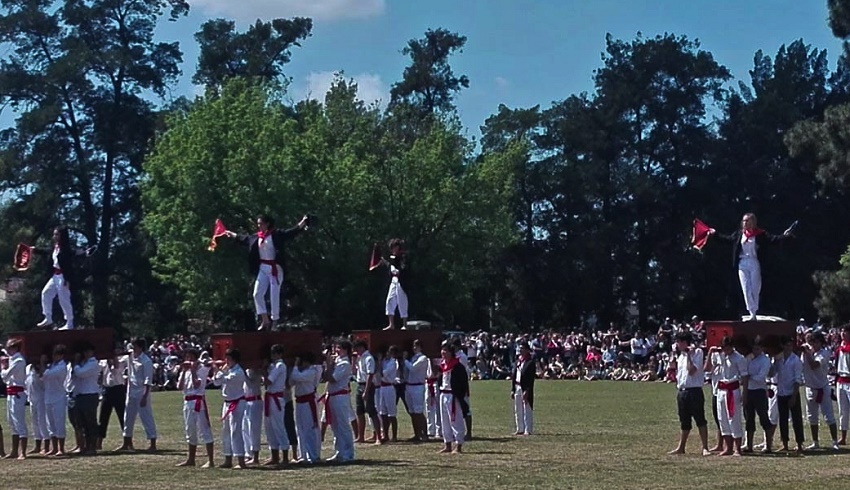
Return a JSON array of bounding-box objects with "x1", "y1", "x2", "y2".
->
[
  {"x1": 212, "y1": 348, "x2": 247, "y2": 469},
  {"x1": 176, "y1": 349, "x2": 214, "y2": 468}
]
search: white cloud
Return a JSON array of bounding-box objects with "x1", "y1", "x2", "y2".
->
[
  {"x1": 298, "y1": 71, "x2": 387, "y2": 106},
  {"x1": 192, "y1": 0, "x2": 386, "y2": 23},
  {"x1": 495, "y1": 76, "x2": 510, "y2": 89}
]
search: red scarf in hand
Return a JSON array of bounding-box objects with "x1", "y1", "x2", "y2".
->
[
  {"x1": 440, "y1": 357, "x2": 459, "y2": 373},
  {"x1": 839, "y1": 342, "x2": 850, "y2": 354},
  {"x1": 743, "y1": 228, "x2": 764, "y2": 239}
]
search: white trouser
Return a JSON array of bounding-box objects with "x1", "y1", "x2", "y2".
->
[
  {"x1": 837, "y1": 382, "x2": 850, "y2": 431},
  {"x1": 385, "y1": 280, "x2": 408, "y2": 318},
  {"x1": 242, "y1": 398, "x2": 263, "y2": 455},
  {"x1": 426, "y1": 384, "x2": 441, "y2": 436},
  {"x1": 183, "y1": 398, "x2": 213, "y2": 445},
  {"x1": 30, "y1": 397, "x2": 48, "y2": 440},
  {"x1": 41, "y1": 273, "x2": 74, "y2": 327},
  {"x1": 328, "y1": 393, "x2": 355, "y2": 461},
  {"x1": 264, "y1": 395, "x2": 290, "y2": 451},
  {"x1": 45, "y1": 400, "x2": 66, "y2": 439},
  {"x1": 440, "y1": 393, "x2": 465, "y2": 444},
  {"x1": 123, "y1": 393, "x2": 157, "y2": 440},
  {"x1": 768, "y1": 387, "x2": 779, "y2": 426},
  {"x1": 7, "y1": 392, "x2": 29, "y2": 436},
  {"x1": 737, "y1": 257, "x2": 761, "y2": 316},
  {"x1": 253, "y1": 263, "x2": 283, "y2": 320},
  {"x1": 295, "y1": 399, "x2": 321, "y2": 462},
  {"x1": 221, "y1": 399, "x2": 245, "y2": 457},
  {"x1": 716, "y1": 387, "x2": 743, "y2": 438},
  {"x1": 513, "y1": 385, "x2": 533, "y2": 435},
  {"x1": 805, "y1": 385, "x2": 836, "y2": 426},
  {"x1": 405, "y1": 384, "x2": 426, "y2": 415},
  {"x1": 378, "y1": 385, "x2": 397, "y2": 416}
]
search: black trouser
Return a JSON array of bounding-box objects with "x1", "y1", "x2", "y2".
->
[
  {"x1": 76, "y1": 393, "x2": 100, "y2": 449},
  {"x1": 356, "y1": 385, "x2": 378, "y2": 419},
  {"x1": 284, "y1": 401, "x2": 297, "y2": 447},
  {"x1": 745, "y1": 389, "x2": 773, "y2": 432},
  {"x1": 395, "y1": 383, "x2": 409, "y2": 413},
  {"x1": 778, "y1": 393, "x2": 804, "y2": 445},
  {"x1": 99, "y1": 384, "x2": 126, "y2": 438},
  {"x1": 711, "y1": 394, "x2": 719, "y2": 428},
  {"x1": 676, "y1": 387, "x2": 707, "y2": 431}
]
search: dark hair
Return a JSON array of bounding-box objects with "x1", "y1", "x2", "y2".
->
[
  {"x1": 226, "y1": 348, "x2": 241, "y2": 363},
  {"x1": 271, "y1": 344, "x2": 285, "y2": 356},
  {"x1": 720, "y1": 336, "x2": 734, "y2": 347},
  {"x1": 842, "y1": 324, "x2": 850, "y2": 333},
  {"x1": 751, "y1": 335, "x2": 763, "y2": 348},
  {"x1": 53, "y1": 344, "x2": 66, "y2": 356},
  {"x1": 388, "y1": 345, "x2": 399, "y2": 355},
  {"x1": 412, "y1": 339, "x2": 421, "y2": 350},
  {"x1": 258, "y1": 214, "x2": 275, "y2": 229},
  {"x1": 441, "y1": 342, "x2": 456, "y2": 355},
  {"x1": 353, "y1": 339, "x2": 368, "y2": 350},
  {"x1": 337, "y1": 341, "x2": 352, "y2": 356},
  {"x1": 54, "y1": 226, "x2": 71, "y2": 250},
  {"x1": 184, "y1": 348, "x2": 199, "y2": 359},
  {"x1": 388, "y1": 238, "x2": 405, "y2": 250},
  {"x1": 132, "y1": 337, "x2": 147, "y2": 351},
  {"x1": 810, "y1": 332, "x2": 826, "y2": 344},
  {"x1": 675, "y1": 332, "x2": 693, "y2": 344}
]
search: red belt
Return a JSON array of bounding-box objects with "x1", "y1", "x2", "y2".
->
[
  {"x1": 185, "y1": 395, "x2": 210, "y2": 426},
  {"x1": 260, "y1": 259, "x2": 279, "y2": 284},
  {"x1": 323, "y1": 389, "x2": 350, "y2": 425},
  {"x1": 717, "y1": 381, "x2": 740, "y2": 418},
  {"x1": 264, "y1": 391, "x2": 284, "y2": 417},
  {"x1": 838, "y1": 376, "x2": 850, "y2": 384},
  {"x1": 245, "y1": 395, "x2": 260, "y2": 402},
  {"x1": 53, "y1": 267, "x2": 63, "y2": 275},
  {"x1": 295, "y1": 392, "x2": 318, "y2": 428},
  {"x1": 6, "y1": 385, "x2": 24, "y2": 398},
  {"x1": 221, "y1": 396, "x2": 244, "y2": 421}
]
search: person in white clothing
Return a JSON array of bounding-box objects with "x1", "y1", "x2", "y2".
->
[
  {"x1": 771, "y1": 335, "x2": 805, "y2": 454},
  {"x1": 378, "y1": 238, "x2": 409, "y2": 330},
  {"x1": 378, "y1": 346, "x2": 400, "y2": 442},
  {"x1": 176, "y1": 349, "x2": 214, "y2": 468},
  {"x1": 72, "y1": 343, "x2": 101, "y2": 455},
  {"x1": 669, "y1": 332, "x2": 710, "y2": 456},
  {"x1": 743, "y1": 337, "x2": 775, "y2": 453},
  {"x1": 41, "y1": 344, "x2": 68, "y2": 456},
  {"x1": 453, "y1": 337, "x2": 473, "y2": 439},
  {"x1": 1, "y1": 339, "x2": 29, "y2": 459},
  {"x1": 290, "y1": 353, "x2": 321, "y2": 463},
  {"x1": 512, "y1": 343, "x2": 535, "y2": 436},
  {"x1": 116, "y1": 338, "x2": 157, "y2": 452},
  {"x1": 426, "y1": 358, "x2": 442, "y2": 438},
  {"x1": 353, "y1": 340, "x2": 381, "y2": 443},
  {"x1": 242, "y1": 368, "x2": 263, "y2": 465},
  {"x1": 212, "y1": 348, "x2": 247, "y2": 469},
  {"x1": 98, "y1": 349, "x2": 126, "y2": 450},
  {"x1": 801, "y1": 331, "x2": 839, "y2": 450},
  {"x1": 26, "y1": 357, "x2": 48, "y2": 455},
  {"x1": 708, "y1": 336, "x2": 747, "y2": 456},
  {"x1": 262, "y1": 344, "x2": 289, "y2": 467},
  {"x1": 31, "y1": 226, "x2": 95, "y2": 330},
  {"x1": 438, "y1": 343, "x2": 469, "y2": 454},
  {"x1": 836, "y1": 325, "x2": 850, "y2": 445},
  {"x1": 404, "y1": 340, "x2": 429, "y2": 441},
  {"x1": 322, "y1": 341, "x2": 355, "y2": 462}
]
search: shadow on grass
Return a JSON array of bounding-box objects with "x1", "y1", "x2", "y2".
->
[{"x1": 466, "y1": 436, "x2": 513, "y2": 443}]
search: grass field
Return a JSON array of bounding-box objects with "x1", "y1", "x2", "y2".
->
[{"x1": 2, "y1": 381, "x2": 850, "y2": 489}]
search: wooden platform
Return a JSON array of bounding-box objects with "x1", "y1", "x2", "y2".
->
[
  {"x1": 704, "y1": 320, "x2": 795, "y2": 356},
  {"x1": 7, "y1": 328, "x2": 115, "y2": 361},
  {"x1": 351, "y1": 329, "x2": 443, "y2": 358},
  {"x1": 210, "y1": 331, "x2": 324, "y2": 369}
]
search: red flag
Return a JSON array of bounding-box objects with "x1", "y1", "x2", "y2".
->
[
  {"x1": 368, "y1": 243, "x2": 382, "y2": 271},
  {"x1": 13, "y1": 243, "x2": 33, "y2": 271},
  {"x1": 208, "y1": 219, "x2": 228, "y2": 251},
  {"x1": 691, "y1": 219, "x2": 713, "y2": 251}
]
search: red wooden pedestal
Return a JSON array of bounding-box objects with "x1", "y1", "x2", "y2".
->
[
  {"x1": 351, "y1": 329, "x2": 443, "y2": 358},
  {"x1": 210, "y1": 331, "x2": 323, "y2": 369},
  {"x1": 7, "y1": 328, "x2": 115, "y2": 361},
  {"x1": 703, "y1": 320, "x2": 795, "y2": 356}
]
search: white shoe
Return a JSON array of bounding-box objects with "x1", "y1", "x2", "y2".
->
[
  {"x1": 806, "y1": 442, "x2": 819, "y2": 450},
  {"x1": 37, "y1": 318, "x2": 53, "y2": 328},
  {"x1": 832, "y1": 441, "x2": 840, "y2": 451},
  {"x1": 753, "y1": 443, "x2": 766, "y2": 450},
  {"x1": 57, "y1": 324, "x2": 73, "y2": 331}
]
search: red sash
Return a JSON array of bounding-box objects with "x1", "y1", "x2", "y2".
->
[
  {"x1": 185, "y1": 395, "x2": 210, "y2": 426},
  {"x1": 717, "y1": 381, "x2": 740, "y2": 417},
  {"x1": 259, "y1": 259, "x2": 279, "y2": 284},
  {"x1": 6, "y1": 385, "x2": 24, "y2": 398},
  {"x1": 244, "y1": 394, "x2": 260, "y2": 402},
  {"x1": 264, "y1": 391, "x2": 284, "y2": 417},
  {"x1": 323, "y1": 389, "x2": 351, "y2": 425},
  {"x1": 221, "y1": 397, "x2": 244, "y2": 421},
  {"x1": 53, "y1": 267, "x2": 63, "y2": 275},
  {"x1": 295, "y1": 392, "x2": 318, "y2": 428},
  {"x1": 837, "y1": 376, "x2": 850, "y2": 384}
]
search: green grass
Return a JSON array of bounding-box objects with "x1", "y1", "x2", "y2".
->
[{"x1": 2, "y1": 381, "x2": 850, "y2": 489}]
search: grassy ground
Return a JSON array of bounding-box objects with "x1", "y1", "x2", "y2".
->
[{"x1": 2, "y1": 381, "x2": 850, "y2": 489}]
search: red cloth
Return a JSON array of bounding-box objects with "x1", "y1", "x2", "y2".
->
[
  {"x1": 837, "y1": 376, "x2": 850, "y2": 384},
  {"x1": 259, "y1": 259, "x2": 279, "y2": 284},
  {"x1": 368, "y1": 243, "x2": 382, "y2": 271},
  {"x1": 295, "y1": 392, "x2": 319, "y2": 428},
  {"x1": 440, "y1": 357, "x2": 459, "y2": 373},
  {"x1": 322, "y1": 389, "x2": 350, "y2": 425},
  {"x1": 264, "y1": 391, "x2": 284, "y2": 417},
  {"x1": 6, "y1": 385, "x2": 24, "y2": 398},
  {"x1": 207, "y1": 219, "x2": 229, "y2": 251},
  {"x1": 743, "y1": 227, "x2": 765, "y2": 239},
  {"x1": 838, "y1": 342, "x2": 850, "y2": 354},
  {"x1": 717, "y1": 381, "x2": 740, "y2": 417},
  {"x1": 221, "y1": 396, "x2": 244, "y2": 421},
  {"x1": 185, "y1": 395, "x2": 210, "y2": 426},
  {"x1": 691, "y1": 219, "x2": 713, "y2": 251},
  {"x1": 13, "y1": 243, "x2": 33, "y2": 271}
]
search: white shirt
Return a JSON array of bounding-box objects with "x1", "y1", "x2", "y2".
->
[
  {"x1": 630, "y1": 338, "x2": 648, "y2": 357},
  {"x1": 716, "y1": 350, "x2": 748, "y2": 383},
  {"x1": 244, "y1": 370, "x2": 262, "y2": 399},
  {"x1": 356, "y1": 351, "x2": 375, "y2": 384},
  {"x1": 41, "y1": 360, "x2": 68, "y2": 404},
  {"x1": 266, "y1": 360, "x2": 287, "y2": 393},
  {"x1": 327, "y1": 358, "x2": 352, "y2": 393},
  {"x1": 746, "y1": 354, "x2": 770, "y2": 391},
  {"x1": 837, "y1": 344, "x2": 850, "y2": 377},
  {"x1": 52, "y1": 245, "x2": 60, "y2": 269},
  {"x1": 72, "y1": 357, "x2": 101, "y2": 395},
  {"x1": 774, "y1": 353, "x2": 803, "y2": 397},
  {"x1": 26, "y1": 364, "x2": 45, "y2": 403},
  {"x1": 676, "y1": 348, "x2": 705, "y2": 390},
  {"x1": 802, "y1": 348, "x2": 830, "y2": 389},
  {"x1": 740, "y1": 234, "x2": 757, "y2": 259},
  {"x1": 381, "y1": 358, "x2": 397, "y2": 387},
  {"x1": 100, "y1": 358, "x2": 127, "y2": 388},
  {"x1": 258, "y1": 234, "x2": 276, "y2": 261},
  {"x1": 127, "y1": 353, "x2": 153, "y2": 397},
  {"x1": 290, "y1": 365, "x2": 320, "y2": 397},
  {"x1": 709, "y1": 352, "x2": 722, "y2": 392},
  {"x1": 457, "y1": 351, "x2": 469, "y2": 369},
  {"x1": 213, "y1": 364, "x2": 246, "y2": 401},
  {"x1": 1, "y1": 352, "x2": 26, "y2": 388},
  {"x1": 405, "y1": 353, "x2": 428, "y2": 385},
  {"x1": 180, "y1": 365, "x2": 209, "y2": 397}
]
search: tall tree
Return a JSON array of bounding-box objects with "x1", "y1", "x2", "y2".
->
[{"x1": 0, "y1": 0, "x2": 188, "y2": 329}]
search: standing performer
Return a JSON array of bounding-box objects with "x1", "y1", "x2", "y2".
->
[
  {"x1": 836, "y1": 325, "x2": 850, "y2": 445},
  {"x1": 376, "y1": 238, "x2": 409, "y2": 330},
  {"x1": 801, "y1": 332, "x2": 839, "y2": 450},
  {"x1": 512, "y1": 343, "x2": 536, "y2": 436},
  {"x1": 743, "y1": 337, "x2": 775, "y2": 453},
  {"x1": 708, "y1": 336, "x2": 747, "y2": 456},
  {"x1": 26, "y1": 357, "x2": 48, "y2": 455},
  {"x1": 224, "y1": 215, "x2": 308, "y2": 330},
  {"x1": 263, "y1": 344, "x2": 289, "y2": 467},
  {"x1": 116, "y1": 338, "x2": 157, "y2": 452},
  {"x1": 438, "y1": 343, "x2": 469, "y2": 454},
  {"x1": 707, "y1": 213, "x2": 793, "y2": 321},
  {"x1": 41, "y1": 345, "x2": 67, "y2": 456},
  {"x1": 379, "y1": 346, "x2": 400, "y2": 442},
  {"x1": 426, "y1": 358, "x2": 442, "y2": 439},
  {"x1": 1, "y1": 339, "x2": 28, "y2": 459},
  {"x1": 97, "y1": 348, "x2": 126, "y2": 450},
  {"x1": 353, "y1": 340, "x2": 381, "y2": 443},
  {"x1": 290, "y1": 353, "x2": 321, "y2": 463},
  {"x1": 72, "y1": 343, "x2": 101, "y2": 455},
  {"x1": 177, "y1": 349, "x2": 214, "y2": 468},
  {"x1": 242, "y1": 368, "x2": 263, "y2": 465},
  {"x1": 404, "y1": 340, "x2": 429, "y2": 442},
  {"x1": 212, "y1": 348, "x2": 247, "y2": 469},
  {"x1": 323, "y1": 341, "x2": 355, "y2": 463},
  {"x1": 771, "y1": 336, "x2": 805, "y2": 454},
  {"x1": 669, "y1": 332, "x2": 710, "y2": 456}
]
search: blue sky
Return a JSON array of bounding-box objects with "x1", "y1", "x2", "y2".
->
[{"x1": 13, "y1": 1, "x2": 850, "y2": 138}]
